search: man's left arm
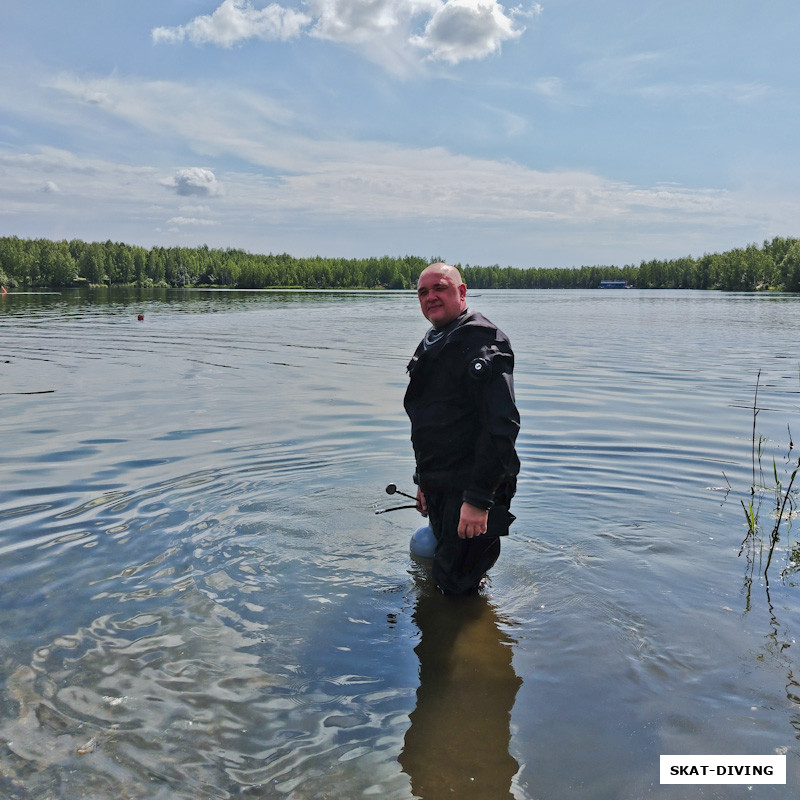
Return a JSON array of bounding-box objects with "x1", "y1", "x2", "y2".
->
[{"x1": 459, "y1": 341, "x2": 520, "y2": 536}]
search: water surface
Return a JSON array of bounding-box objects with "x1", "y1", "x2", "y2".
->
[{"x1": 2, "y1": 288, "x2": 799, "y2": 798}]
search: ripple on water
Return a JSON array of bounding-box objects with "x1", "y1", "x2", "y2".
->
[
  {"x1": 4, "y1": 290, "x2": 800, "y2": 797},
  {"x1": 0, "y1": 428, "x2": 418, "y2": 797}
]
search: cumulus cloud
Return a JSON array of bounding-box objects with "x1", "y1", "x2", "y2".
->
[
  {"x1": 411, "y1": 0, "x2": 525, "y2": 63},
  {"x1": 153, "y1": 0, "x2": 532, "y2": 67},
  {"x1": 308, "y1": 0, "x2": 430, "y2": 43},
  {"x1": 165, "y1": 168, "x2": 223, "y2": 197},
  {"x1": 152, "y1": 0, "x2": 311, "y2": 46}
]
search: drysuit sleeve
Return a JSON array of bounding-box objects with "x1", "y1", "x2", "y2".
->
[{"x1": 462, "y1": 341, "x2": 520, "y2": 510}]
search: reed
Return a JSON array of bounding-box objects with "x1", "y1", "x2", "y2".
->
[{"x1": 739, "y1": 369, "x2": 800, "y2": 579}]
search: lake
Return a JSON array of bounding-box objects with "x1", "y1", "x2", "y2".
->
[{"x1": 1, "y1": 287, "x2": 799, "y2": 799}]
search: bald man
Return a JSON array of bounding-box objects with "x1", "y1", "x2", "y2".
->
[{"x1": 404, "y1": 263, "x2": 520, "y2": 594}]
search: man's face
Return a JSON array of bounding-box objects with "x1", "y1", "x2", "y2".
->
[{"x1": 417, "y1": 267, "x2": 467, "y2": 327}]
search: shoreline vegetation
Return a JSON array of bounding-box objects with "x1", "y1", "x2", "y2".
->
[
  {"x1": 739, "y1": 369, "x2": 800, "y2": 584},
  {"x1": 1, "y1": 235, "x2": 799, "y2": 292}
]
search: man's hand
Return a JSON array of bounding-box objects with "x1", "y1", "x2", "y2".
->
[
  {"x1": 458, "y1": 502, "x2": 489, "y2": 539},
  {"x1": 416, "y1": 486, "x2": 428, "y2": 516}
]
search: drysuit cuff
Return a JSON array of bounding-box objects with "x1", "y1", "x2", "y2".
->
[{"x1": 461, "y1": 489, "x2": 494, "y2": 511}]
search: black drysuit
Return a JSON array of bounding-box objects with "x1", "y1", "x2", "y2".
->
[{"x1": 404, "y1": 309, "x2": 520, "y2": 593}]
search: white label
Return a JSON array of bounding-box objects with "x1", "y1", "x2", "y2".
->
[{"x1": 660, "y1": 755, "x2": 786, "y2": 784}]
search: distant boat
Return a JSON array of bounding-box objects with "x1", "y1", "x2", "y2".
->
[{"x1": 599, "y1": 280, "x2": 631, "y2": 289}]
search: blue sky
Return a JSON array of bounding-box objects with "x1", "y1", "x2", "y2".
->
[{"x1": 1, "y1": 0, "x2": 798, "y2": 269}]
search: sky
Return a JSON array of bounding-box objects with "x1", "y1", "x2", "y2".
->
[{"x1": 1, "y1": 0, "x2": 798, "y2": 269}]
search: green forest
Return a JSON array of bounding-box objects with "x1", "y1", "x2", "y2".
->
[{"x1": 1, "y1": 235, "x2": 800, "y2": 292}]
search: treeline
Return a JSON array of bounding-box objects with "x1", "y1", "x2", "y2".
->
[
  {"x1": 0, "y1": 238, "x2": 429, "y2": 290},
  {"x1": 1, "y1": 235, "x2": 799, "y2": 291},
  {"x1": 462, "y1": 237, "x2": 800, "y2": 291}
]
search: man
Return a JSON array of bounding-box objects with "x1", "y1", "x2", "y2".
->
[{"x1": 404, "y1": 263, "x2": 520, "y2": 594}]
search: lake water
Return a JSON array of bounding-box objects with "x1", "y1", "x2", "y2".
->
[{"x1": 1, "y1": 287, "x2": 800, "y2": 799}]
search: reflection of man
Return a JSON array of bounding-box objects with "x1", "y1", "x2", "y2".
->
[
  {"x1": 404, "y1": 263, "x2": 520, "y2": 594},
  {"x1": 399, "y1": 583, "x2": 522, "y2": 798}
]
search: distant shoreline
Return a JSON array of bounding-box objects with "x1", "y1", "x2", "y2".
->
[{"x1": 1, "y1": 235, "x2": 799, "y2": 292}]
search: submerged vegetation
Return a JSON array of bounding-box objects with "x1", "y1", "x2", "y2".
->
[{"x1": 1, "y1": 235, "x2": 800, "y2": 291}]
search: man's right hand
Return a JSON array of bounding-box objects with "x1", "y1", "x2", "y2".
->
[{"x1": 416, "y1": 486, "x2": 428, "y2": 516}]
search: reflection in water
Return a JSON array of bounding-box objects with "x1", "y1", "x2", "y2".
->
[
  {"x1": 400, "y1": 565, "x2": 522, "y2": 799},
  {"x1": 7, "y1": 289, "x2": 800, "y2": 795}
]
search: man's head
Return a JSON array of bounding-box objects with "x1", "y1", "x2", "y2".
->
[{"x1": 416, "y1": 262, "x2": 467, "y2": 328}]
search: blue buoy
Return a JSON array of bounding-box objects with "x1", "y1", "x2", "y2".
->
[{"x1": 410, "y1": 524, "x2": 436, "y2": 559}]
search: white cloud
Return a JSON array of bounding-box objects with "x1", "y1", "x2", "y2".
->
[
  {"x1": 165, "y1": 167, "x2": 223, "y2": 197},
  {"x1": 636, "y1": 80, "x2": 775, "y2": 105},
  {"x1": 178, "y1": 204, "x2": 213, "y2": 215},
  {"x1": 0, "y1": 148, "x2": 166, "y2": 225},
  {"x1": 0, "y1": 141, "x2": 763, "y2": 232},
  {"x1": 153, "y1": 0, "x2": 531, "y2": 68},
  {"x1": 257, "y1": 155, "x2": 741, "y2": 225},
  {"x1": 308, "y1": 0, "x2": 433, "y2": 43},
  {"x1": 311, "y1": 0, "x2": 390, "y2": 42},
  {"x1": 2, "y1": 144, "x2": 798, "y2": 268},
  {"x1": 166, "y1": 216, "x2": 219, "y2": 226},
  {"x1": 2, "y1": 72, "x2": 797, "y2": 266},
  {"x1": 42, "y1": 181, "x2": 60, "y2": 193},
  {"x1": 411, "y1": 0, "x2": 525, "y2": 63},
  {"x1": 46, "y1": 73, "x2": 303, "y2": 173},
  {"x1": 152, "y1": 0, "x2": 311, "y2": 46},
  {"x1": 12, "y1": 76, "x2": 792, "y2": 235},
  {"x1": 532, "y1": 76, "x2": 562, "y2": 97}
]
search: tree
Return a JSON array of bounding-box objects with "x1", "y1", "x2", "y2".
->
[
  {"x1": 779, "y1": 242, "x2": 800, "y2": 292},
  {"x1": 38, "y1": 240, "x2": 76, "y2": 286},
  {"x1": 79, "y1": 243, "x2": 106, "y2": 285},
  {"x1": 133, "y1": 247, "x2": 148, "y2": 286}
]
